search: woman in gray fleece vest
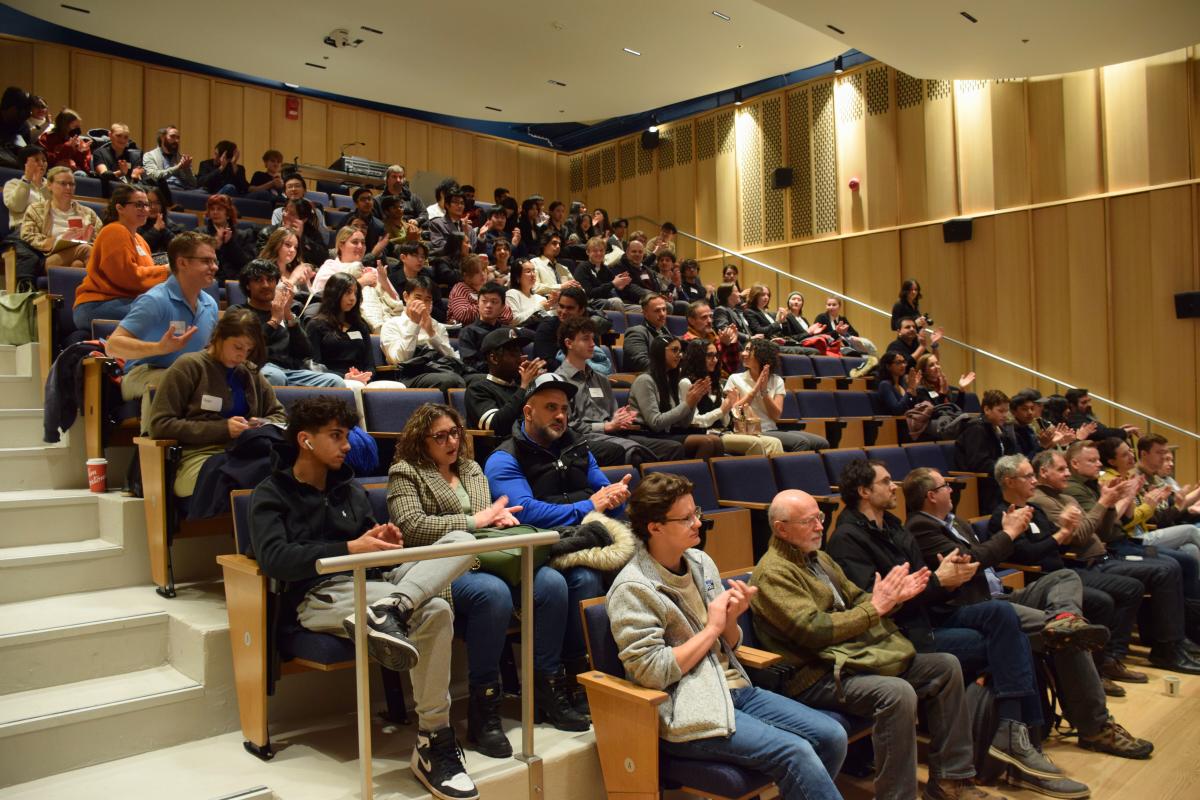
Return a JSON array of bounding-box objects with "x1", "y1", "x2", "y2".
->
[{"x1": 607, "y1": 471, "x2": 846, "y2": 800}]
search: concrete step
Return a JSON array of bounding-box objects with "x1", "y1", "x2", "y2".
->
[
  {"x1": 0, "y1": 611, "x2": 168, "y2": 695},
  {"x1": 0, "y1": 409, "x2": 52, "y2": 449},
  {"x1": 0, "y1": 344, "x2": 16, "y2": 375},
  {"x1": 0, "y1": 490, "x2": 103, "y2": 547},
  {"x1": 0, "y1": 430, "x2": 87, "y2": 491},
  {"x1": 0, "y1": 375, "x2": 40, "y2": 411}
]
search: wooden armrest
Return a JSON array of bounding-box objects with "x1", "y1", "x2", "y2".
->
[
  {"x1": 134, "y1": 436, "x2": 179, "y2": 447},
  {"x1": 948, "y1": 471, "x2": 988, "y2": 479},
  {"x1": 777, "y1": 417, "x2": 799, "y2": 425},
  {"x1": 718, "y1": 499, "x2": 770, "y2": 511},
  {"x1": 735, "y1": 645, "x2": 782, "y2": 669},
  {"x1": 374, "y1": 364, "x2": 398, "y2": 373},
  {"x1": 217, "y1": 554, "x2": 263, "y2": 576},
  {"x1": 1000, "y1": 562, "x2": 1043, "y2": 574},
  {"x1": 466, "y1": 429, "x2": 493, "y2": 439},
  {"x1": 813, "y1": 494, "x2": 840, "y2": 505},
  {"x1": 576, "y1": 671, "x2": 668, "y2": 705}
]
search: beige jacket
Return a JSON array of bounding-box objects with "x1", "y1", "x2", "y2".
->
[{"x1": 20, "y1": 198, "x2": 101, "y2": 253}]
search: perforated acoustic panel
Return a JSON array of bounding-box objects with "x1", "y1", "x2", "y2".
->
[
  {"x1": 866, "y1": 67, "x2": 890, "y2": 116},
  {"x1": 586, "y1": 151, "x2": 601, "y2": 189},
  {"x1": 601, "y1": 146, "x2": 616, "y2": 184},
  {"x1": 675, "y1": 123, "x2": 693, "y2": 165},
  {"x1": 716, "y1": 111, "x2": 735, "y2": 155},
  {"x1": 787, "y1": 88, "x2": 812, "y2": 239},
  {"x1": 619, "y1": 139, "x2": 635, "y2": 180},
  {"x1": 637, "y1": 140, "x2": 653, "y2": 175},
  {"x1": 812, "y1": 81, "x2": 838, "y2": 235},
  {"x1": 896, "y1": 72, "x2": 923, "y2": 109},
  {"x1": 926, "y1": 79, "x2": 951, "y2": 101},
  {"x1": 697, "y1": 116, "x2": 716, "y2": 161},
  {"x1": 739, "y1": 105, "x2": 763, "y2": 247},
  {"x1": 569, "y1": 156, "x2": 583, "y2": 193},
  {"x1": 658, "y1": 132, "x2": 675, "y2": 170},
  {"x1": 957, "y1": 79, "x2": 989, "y2": 93},
  {"x1": 762, "y1": 97, "x2": 784, "y2": 243},
  {"x1": 838, "y1": 73, "x2": 864, "y2": 125}
]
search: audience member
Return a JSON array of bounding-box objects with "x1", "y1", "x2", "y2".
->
[
  {"x1": 621, "y1": 293, "x2": 671, "y2": 373},
  {"x1": 447, "y1": 256, "x2": 509, "y2": 326},
  {"x1": 530, "y1": 230, "x2": 578, "y2": 297},
  {"x1": 615, "y1": 239, "x2": 661, "y2": 305},
  {"x1": 314, "y1": 227, "x2": 400, "y2": 332},
  {"x1": 1010, "y1": 390, "x2": 1082, "y2": 459},
  {"x1": 682, "y1": 300, "x2": 741, "y2": 379},
  {"x1": 229, "y1": 259, "x2": 342, "y2": 388},
  {"x1": 424, "y1": 178, "x2": 457, "y2": 223},
  {"x1": 914, "y1": 353, "x2": 975, "y2": 407},
  {"x1": 677, "y1": 258, "x2": 709, "y2": 304},
  {"x1": 147, "y1": 308, "x2": 286, "y2": 497},
  {"x1": 476, "y1": 205, "x2": 515, "y2": 260},
  {"x1": 954, "y1": 389, "x2": 1018, "y2": 513},
  {"x1": 342, "y1": 186, "x2": 388, "y2": 253},
  {"x1": 269, "y1": 174, "x2": 327, "y2": 231},
  {"x1": 256, "y1": 226, "x2": 315, "y2": 294},
  {"x1": 21, "y1": 165, "x2": 100, "y2": 270},
  {"x1": 464, "y1": 329, "x2": 543, "y2": 433},
  {"x1": 876, "y1": 351, "x2": 918, "y2": 415},
  {"x1": 247, "y1": 148, "x2": 286, "y2": 201},
  {"x1": 26, "y1": 95, "x2": 48, "y2": 140},
  {"x1": 304, "y1": 273, "x2": 396, "y2": 390},
  {"x1": 0, "y1": 87, "x2": 33, "y2": 168},
  {"x1": 197, "y1": 140, "x2": 249, "y2": 195},
  {"x1": 90, "y1": 123, "x2": 144, "y2": 184},
  {"x1": 726, "y1": 338, "x2": 829, "y2": 451},
  {"x1": 531, "y1": 286, "x2": 613, "y2": 373},
  {"x1": 628, "y1": 334, "x2": 724, "y2": 460},
  {"x1": 38, "y1": 108, "x2": 91, "y2": 173},
  {"x1": 142, "y1": 125, "x2": 196, "y2": 190},
  {"x1": 1064, "y1": 388, "x2": 1140, "y2": 441},
  {"x1": 1137, "y1": 434, "x2": 1200, "y2": 524},
  {"x1": 204, "y1": 194, "x2": 255, "y2": 282},
  {"x1": 891, "y1": 279, "x2": 928, "y2": 331},
  {"x1": 713, "y1": 283, "x2": 752, "y2": 345},
  {"x1": 779, "y1": 291, "x2": 823, "y2": 341},
  {"x1": 249, "y1": 396, "x2": 480, "y2": 800},
  {"x1": 609, "y1": 474, "x2": 848, "y2": 800},
  {"x1": 506, "y1": 259, "x2": 554, "y2": 326},
  {"x1": 572, "y1": 235, "x2": 631, "y2": 311},
  {"x1": 3, "y1": 144, "x2": 49, "y2": 287},
  {"x1": 813, "y1": 296, "x2": 877, "y2": 362},
  {"x1": 743, "y1": 284, "x2": 785, "y2": 338},
  {"x1": 679, "y1": 339, "x2": 782, "y2": 456},
  {"x1": 751, "y1": 488, "x2": 999, "y2": 800},
  {"x1": 379, "y1": 275, "x2": 466, "y2": 393},
  {"x1": 719, "y1": 263, "x2": 742, "y2": 297},
  {"x1": 373, "y1": 164, "x2": 423, "y2": 220},
  {"x1": 456, "y1": 282, "x2": 511, "y2": 373},
  {"x1": 885, "y1": 317, "x2": 941, "y2": 369}
]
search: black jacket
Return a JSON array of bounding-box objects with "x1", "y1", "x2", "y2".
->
[
  {"x1": 229, "y1": 301, "x2": 313, "y2": 371},
  {"x1": 814, "y1": 313, "x2": 859, "y2": 341},
  {"x1": 197, "y1": 159, "x2": 249, "y2": 195},
  {"x1": 745, "y1": 307, "x2": 783, "y2": 337},
  {"x1": 907, "y1": 512, "x2": 1015, "y2": 607},
  {"x1": 207, "y1": 223, "x2": 257, "y2": 282},
  {"x1": 987, "y1": 503, "x2": 1068, "y2": 572},
  {"x1": 249, "y1": 464, "x2": 375, "y2": 613},
  {"x1": 826, "y1": 507, "x2": 951, "y2": 650},
  {"x1": 464, "y1": 374, "x2": 528, "y2": 434},
  {"x1": 891, "y1": 298, "x2": 922, "y2": 331},
  {"x1": 954, "y1": 417, "x2": 1017, "y2": 512},
  {"x1": 621, "y1": 323, "x2": 669, "y2": 374},
  {"x1": 572, "y1": 260, "x2": 621, "y2": 302},
  {"x1": 457, "y1": 319, "x2": 504, "y2": 373},
  {"x1": 494, "y1": 421, "x2": 593, "y2": 509}
]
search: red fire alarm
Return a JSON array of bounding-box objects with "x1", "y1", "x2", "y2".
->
[{"x1": 286, "y1": 96, "x2": 300, "y2": 121}]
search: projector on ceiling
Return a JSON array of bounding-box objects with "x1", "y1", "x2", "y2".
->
[{"x1": 324, "y1": 28, "x2": 363, "y2": 49}]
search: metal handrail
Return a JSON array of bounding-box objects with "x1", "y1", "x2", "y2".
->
[
  {"x1": 631, "y1": 215, "x2": 1200, "y2": 443},
  {"x1": 316, "y1": 530, "x2": 561, "y2": 800}
]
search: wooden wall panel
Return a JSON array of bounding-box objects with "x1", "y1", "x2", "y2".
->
[
  {"x1": 241, "y1": 88, "x2": 270, "y2": 170},
  {"x1": 990, "y1": 81, "x2": 1030, "y2": 209},
  {"x1": 70, "y1": 52, "x2": 111, "y2": 134},
  {"x1": 1027, "y1": 76, "x2": 1068, "y2": 202},
  {"x1": 1062, "y1": 70, "x2": 1103, "y2": 197},
  {"x1": 901, "y1": 224, "x2": 966, "y2": 380},
  {"x1": 451, "y1": 130, "x2": 475, "y2": 184},
  {"x1": 962, "y1": 213, "x2": 1034, "y2": 393},
  {"x1": 863, "y1": 67, "x2": 898, "y2": 230},
  {"x1": 954, "y1": 81, "x2": 995, "y2": 214},
  {"x1": 143, "y1": 69, "x2": 180, "y2": 156},
  {"x1": 895, "y1": 73, "x2": 929, "y2": 224},
  {"x1": 842, "y1": 231, "x2": 900, "y2": 352},
  {"x1": 110, "y1": 60, "x2": 143, "y2": 147},
  {"x1": 0, "y1": 40, "x2": 34, "y2": 93},
  {"x1": 493, "y1": 140, "x2": 517, "y2": 197},
  {"x1": 179, "y1": 75, "x2": 210, "y2": 162},
  {"x1": 835, "y1": 73, "x2": 867, "y2": 233},
  {"x1": 269, "y1": 93, "x2": 303, "y2": 164},
  {"x1": 380, "y1": 116, "x2": 407, "y2": 168},
  {"x1": 1144, "y1": 50, "x2": 1191, "y2": 186},
  {"x1": 714, "y1": 111, "x2": 737, "y2": 250},
  {"x1": 355, "y1": 109, "x2": 380, "y2": 162},
  {"x1": 787, "y1": 239, "x2": 843, "y2": 310},
  {"x1": 32, "y1": 43, "x2": 70, "y2": 119},
  {"x1": 1030, "y1": 205, "x2": 1072, "y2": 391},
  {"x1": 1102, "y1": 59, "x2": 1150, "y2": 190},
  {"x1": 923, "y1": 80, "x2": 959, "y2": 220},
  {"x1": 428, "y1": 126, "x2": 453, "y2": 176},
  {"x1": 209, "y1": 82, "x2": 243, "y2": 154},
  {"x1": 1065, "y1": 200, "x2": 1113, "y2": 418},
  {"x1": 694, "y1": 121, "x2": 720, "y2": 259},
  {"x1": 300, "y1": 99, "x2": 327, "y2": 167},
  {"x1": 325, "y1": 104, "x2": 357, "y2": 167},
  {"x1": 405, "y1": 120, "x2": 428, "y2": 172}
]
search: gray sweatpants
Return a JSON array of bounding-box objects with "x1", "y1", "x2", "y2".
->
[
  {"x1": 1003, "y1": 568, "x2": 1109, "y2": 736},
  {"x1": 296, "y1": 530, "x2": 476, "y2": 731}
]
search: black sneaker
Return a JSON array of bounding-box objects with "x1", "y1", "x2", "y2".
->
[
  {"x1": 411, "y1": 727, "x2": 479, "y2": 800},
  {"x1": 342, "y1": 602, "x2": 419, "y2": 672}
]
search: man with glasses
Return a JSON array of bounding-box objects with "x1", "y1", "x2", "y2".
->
[
  {"x1": 428, "y1": 185, "x2": 476, "y2": 254},
  {"x1": 106, "y1": 231, "x2": 219, "y2": 422},
  {"x1": 751, "y1": 487, "x2": 1001, "y2": 800}
]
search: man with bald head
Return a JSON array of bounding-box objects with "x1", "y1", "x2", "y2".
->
[{"x1": 750, "y1": 490, "x2": 998, "y2": 800}]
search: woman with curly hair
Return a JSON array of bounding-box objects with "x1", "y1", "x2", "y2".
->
[{"x1": 726, "y1": 338, "x2": 829, "y2": 451}]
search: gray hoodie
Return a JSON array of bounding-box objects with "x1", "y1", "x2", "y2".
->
[{"x1": 606, "y1": 544, "x2": 748, "y2": 742}]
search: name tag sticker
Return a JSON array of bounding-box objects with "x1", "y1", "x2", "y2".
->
[
  {"x1": 589, "y1": 387, "x2": 605, "y2": 398},
  {"x1": 135, "y1": 245, "x2": 148, "y2": 257},
  {"x1": 347, "y1": 330, "x2": 363, "y2": 340},
  {"x1": 200, "y1": 394, "x2": 223, "y2": 412}
]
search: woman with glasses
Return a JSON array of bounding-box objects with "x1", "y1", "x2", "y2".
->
[
  {"x1": 386, "y1": 403, "x2": 591, "y2": 754},
  {"x1": 679, "y1": 339, "x2": 782, "y2": 456},
  {"x1": 628, "y1": 335, "x2": 724, "y2": 459},
  {"x1": 72, "y1": 183, "x2": 168, "y2": 331},
  {"x1": 137, "y1": 184, "x2": 185, "y2": 258},
  {"x1": 606, "y1": 471, "x2": 847, "y2": 800},
  {"x1": 20, "y1": 165, "x2": 102, "y2": 270}
]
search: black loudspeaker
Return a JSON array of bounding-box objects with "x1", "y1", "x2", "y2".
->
[
  {"x1": 772, "y1": 167, "x2": 793, "y2": 189},
  {"x1": 943, "y1": 218, "x2": 973, "y2": 243},
  {"x1": 1175, "y1": 291, "x2": 1200, "y2": 319},
  {"x1": 641, "y1": 129, "x2": 660, "y2": 150}
]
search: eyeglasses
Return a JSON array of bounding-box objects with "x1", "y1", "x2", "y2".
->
[
  {"x1": 929, "y1": 483, "x2": 953, "y2": 493},
  {"x1": 427, "y1": 427, "x2": 463, "y2": 446},
  {"x1": 663, "y1": 511, "x2": 703, "y2": 525},
  {"x1": 121, "y1": 201, "x2": 150, "y2": 209},
  {"x1": 786, "y1": 511, "x2": 825, "y2": 527},
  {"x1": 182, "y1": 256, "x2": 218, "y2": 267},
  {"x1": 705, "y1": 352, "x2": 719, "y2": 360}
]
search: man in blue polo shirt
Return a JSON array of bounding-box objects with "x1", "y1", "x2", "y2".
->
[{"x1": 106, "y1": 230, "x2": 220, "y2": 424}]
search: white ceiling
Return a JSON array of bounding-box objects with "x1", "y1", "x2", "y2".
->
[{"x1": 11, "y1": 0, "x2": 1200, "y2": 125}]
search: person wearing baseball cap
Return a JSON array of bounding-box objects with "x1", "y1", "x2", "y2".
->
[{"x1": 464, "y1": 328, "x2": 541, "y2": 434}]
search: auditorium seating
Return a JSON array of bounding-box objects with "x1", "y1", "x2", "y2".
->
[{"x1": 640, "y1": 459, "x2": 753, "y2": 571}]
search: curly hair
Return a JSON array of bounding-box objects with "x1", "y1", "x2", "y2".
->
[
  {"x1": 391, "y1": 402, "x2": 473, "y2": 470},
  {"x1": 628, "y1": 471, "x2": 694, "y2": 544},
  {"x1": 286, "y1": 395, "x2": 359, "y2": 453}
]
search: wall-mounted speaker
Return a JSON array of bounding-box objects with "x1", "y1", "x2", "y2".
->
[
  {"x1": 1175, "y1": 291, "x2": 1200, "y2": 319},
  {"x1": 942, "y1": 218, "x2": 973, "y2": 243},
  {"x1": 771, "y1": 167, "x2": 793, "y2": 189},
  {"x1": 640, "y1": 129, "x2": 660, "y2": 150}
]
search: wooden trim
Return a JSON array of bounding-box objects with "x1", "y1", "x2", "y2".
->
[{"x1": 219, "y1": 557, "x2": 270, "y2": 750}]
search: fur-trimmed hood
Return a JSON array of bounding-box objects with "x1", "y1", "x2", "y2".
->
[{"x1": 548, "y1": 511, "x2": 637, "y2": 572}]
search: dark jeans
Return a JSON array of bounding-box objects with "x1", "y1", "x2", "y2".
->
[
  {"x1": 583, "y1": 430, "x2": 685, "y2": 467},
  {"x1": 450, "y1": 565, "x2": 603, "y2": 685},
  {"x1": 661, "y1": 686, "x2": 846, "y2": 800},
  {"x1": 932, "y1": 599, "x2": 1042, "y2": 728},
  {"x1": 797, "y1": 652, "x2": 974, "y2": 800},
  {"x1": 1088, "y1": 553, "x2": 1186, "y2": 644},
  {"x1": 405, "y1": 369, "x2": 466, "y2": 396},
  {"x1": 1074, "y1": 567, "x2": 1144, "y2": 659},
  {"x1": 1113, "y1": 539, "x2": 1200, "y2": 599}
]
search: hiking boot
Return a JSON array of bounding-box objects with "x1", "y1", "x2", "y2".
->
[
  {"x1": 1041, "y1": 614, "x2": 1109, "y2": 652},
  {"x1": 533, "y1": 668, "x2": 590, "y2": 732},
  {"x1": 922, "y1": 777, "x2": 1008, "y2": 800},
  {"x1": 1098, "y1": 657, "x2": 1148, "y2": 684},
  {"x1": 989, "y1": 719, "x2": 1063, "y2": 780},
  {"x1": 1101, "y1": 677, "x2": 1126, "y2": 697},
  {"x1": 564, "y1": 656, "x2": 592, "y2": 718},
  {"x1": 411, "y1": 727, "x2": 479, "y2": 800},
  {"x1": 467, "y1": 682, "x2": 512, "y2": 759},
  {"x1": 342, "y1": 602, "x2": 419, "y2": 672},
  {"x1": 1077, "y1": 717, "x2": 1153, "y2": 759},
  {"x1": 1004, "y1": 766, "x2": 1090, "y2": 799}
]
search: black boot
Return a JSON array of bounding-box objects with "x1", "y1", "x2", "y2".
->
[
  {"x1": 534, "y1": 669, "x2": 590, "y2": 732},
  {"x1": 467, "y1": 683, "x2": 512, "y2": 758},
  {"x1": 563, "y1": 656, "x2": 591, "y2": 718}
]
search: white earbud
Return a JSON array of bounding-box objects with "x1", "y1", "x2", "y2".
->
[{"x1": 304, "y1": 439, "x2": 315, "y2": 451}]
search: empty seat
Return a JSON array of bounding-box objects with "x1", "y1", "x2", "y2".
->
[
  {"x1": 326, "y1": 209, "x2": 349, "y2": 229},
  {"x1": 642, "y1": 460, "x2": 720, "y2": 510},
  {"x1": 233, "y1": 197, "x2": 273, "y2": 220},
  {"x1": 273, "y1": 385, "x2": 356, "y2": 412},
  {"x1": 225, "y1": 280, "x2": 247, "y2": 307},
  {"x1": 174, "y1": 190, "x2": 211, "y2": 211},
  {"x1": 74, "y1": 174, "x2": 103, "y2": 198},
  {"x1": 360, "y1": 388, "x2": 443, "y2": 433},
  {"x1": 447, "y1": 387, "x2": 468, "y2": 419},
  {"x1": 48, "y1": 266, "x2": 87, "y2": 337},
  {"x1": 779, "y1": 354, "x2": 814, "y2": 391},
  {"x1": 664, "y1": 314, "x2": 688, "y2": 336},
  {"x1": 811, "y1": 356, "x2": 846, "y2": 379},
  {"x1": 169, "y1": 211, "x2": 199, "y2": 230},
  {"x1": 836, "y1": 391, "x2": 891, "y2": 444},
  {"x1": 793, "y1": 390, "x2": 854, "y2": 447},
  {"x1": 626, "y1": 311, "x2": 645, "y2": 329},
  {"x1": 80, "y1": 199, "x2": 106, "y2": 218},
  {"x1": 331, "y1": 193, "x2": 354, "y2": 209},
  {"x1": 771, "y1": 453, "x2": 838, "y2": 500},
  {"x1": 961, "y1": 392, "x2": 981, "y2": 413},
  {"x1": 604, "y1": 310, "x2": 627, "y2": 335},
  {"x1": 864, "y1": 445, "x2": 915, "y2": 484},
  {"x1": 304, "y1": 190, "x2": 330, "y2": 208},
  {"x1": 600, "y1": 464, "x2": 641, "y2": 494},
  {"x1": 710, "y1": 455, "x2": 778, "y2": 509},
  {"x1": 821, "y1": 447, "x2": 868, "y2": 487}
]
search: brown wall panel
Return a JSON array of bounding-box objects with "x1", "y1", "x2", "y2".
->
[
  {"x1": 380, "y1": 116, "x2": 407, "y2": 168},
  {"x1": 1027, "y1": 76, "x2": 1068, "y2": 202},
  {"x1": 69, "y1": 52, "x2": 111, "y2": 135},
  {"x1": 953, "y1": 81, "x2": 995, "y2": 214},
  {"x1": 451, "y1": 131, "x2": 475, "y2": 184},
  {"x1": 300, "y1": 99, "x2": 326, "y2": 167},
  {"x1": 0, "y1": 40, "x2": 34, "y2": 93},
  {"x1": 143, "y1": 69, "x2": 180, "y2": 156},
  {"x1": 1102, "y1": 59, "x2": 1150, "y2": 190},
  {"x1": 843, "y1": 231, "x2": 900, "y2": 352},
  {"x1": 110, "y1": 60, "x2": 143, "y2": 147},
  {"x1": 835, "y1": 73, "x2": 867, "y2": 233},
  {"x1": 405, "y1": 120, "x2": 428, "y2": 172},
  {"x1": 355, "y1": 109, "x2": 380, "y2": 162},
  {"x1": 990, "y1": 81, "x2": 1030, "y2": 209},
  {"x1": 428, "y1": 126, "x2": 453, "y2": 176},
  {"x1": 1062, "y1": 70, "x2": 1103, "y2": 197},
  {"x1": 863, "y1": 67, "x2": 898, "y2": 230},
  {"x1": 1144, "y1": 50, "x2": 1191, "y2": 186},
  {"x1": 895, "y1": 73, "x2": 929, "y2": 224},
  {"x1": 32, "y1": 43, "x2": 70, "y2": 120},
  {"x1": 901, "y1": 224, "x2": 966, "y2": 380},
  {"x1": 179, "y1": 75, "x2": 210, "y2": 163},
  {"x1": 326, "y1": 104, "x2": 358, "y2": 167},
  {"x1": 209, "y1": 82, "x2": 243, "y2": 155},
  {"x1": 241, "y1": 88, "x2": 270, "y2": 171}
]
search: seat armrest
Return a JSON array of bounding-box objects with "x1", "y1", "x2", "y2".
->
[
  {"x1": 134, "y1": 436, "x2": 180, "y2": 447},
  {"x1": 577, "y1": 671, "x2": 668, "y2": 705},
  {"x1": 735, "y1": 645, "x2": 782, "y2": 669},
  {"x1": 1000, "y1": 562, "x2": 1044, "y2": 574},
  {"x1": 217, "y1": 554, "x2": 263, "y2": 576},
  {"x1": 466, "y1": 428, "x2": 493, "y2": 439},
  {"x1": 948, "y1": 470, "x2": 989, "y2": 479},
  {"x1": 717, "y1": 499, "x2": 771, "y2": 511}
]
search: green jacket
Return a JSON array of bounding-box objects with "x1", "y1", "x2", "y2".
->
[{"x1": 750, "y1": 537, "x2": 884, "y2": 695}]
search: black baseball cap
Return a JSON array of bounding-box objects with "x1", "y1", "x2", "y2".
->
[
  {"x1": 480, "y1": 327, "x2": 532, "y2": 355},
  {"x1": 526, "y1": 372, "x2": 577, "y2": 401}
]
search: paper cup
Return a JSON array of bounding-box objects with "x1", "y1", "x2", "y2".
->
[
  {"x1": 1164, "y1": 675, "x2": 1181, "y2": 697},
  {"x1": 86, "y1": 458, "x2": 107, "y2": 493}
]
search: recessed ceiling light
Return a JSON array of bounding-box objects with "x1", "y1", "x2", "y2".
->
[
  {"x1": 712, "y1": 11, "x2": 731, "y2": 22},
  {"x1": 623, "y1": 47, "x2": 641, "y2": 56},
  {"x1": 961, "y1": 11, "x2": 978, "y2": 23},
  {"x1": 547, "y1": 79, "x2": 567, "y2": 87},
  {"x1": 485, "y1": 106, "x2": 502, "y2": 112},
  {"x1": 826, "y1": 24, "x2": 845, "y2": 35}
]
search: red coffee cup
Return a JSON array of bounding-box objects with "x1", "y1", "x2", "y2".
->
[{"x1": 87, "y1": 458, "x2": 107, "y2": 493}]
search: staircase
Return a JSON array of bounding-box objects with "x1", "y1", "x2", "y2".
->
[{"x1": 0, "y1": 343, "x2": 239, "y2": 788}]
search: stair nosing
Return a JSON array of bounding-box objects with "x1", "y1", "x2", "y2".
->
[
  {"x1": 0, "y1": 539, "x2": 123, "y2": 568},
  {"x1": 0, "y1": 611, "x2": 167, "y2": 648}
]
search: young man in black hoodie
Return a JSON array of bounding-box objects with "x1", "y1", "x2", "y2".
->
[{"x1": 249, "y1": 396, "x2": 480, "y2": 800}]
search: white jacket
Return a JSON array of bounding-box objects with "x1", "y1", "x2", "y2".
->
[{"x1": 379, "y1": 312, "x2": 458, "y2": 365}]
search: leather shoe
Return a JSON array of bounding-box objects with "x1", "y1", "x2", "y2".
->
[
  {"x1": 1098, "y1": 658, "x2": 1149, "y2": 684},
  {"x1": 1182, "y1": 638, "x2": 1200, "y2": 658},
  {"x1": 1101, "y1": 677, "x2": 1126, "y2": 697},
  {"x1": 1148, "y1": 644, "x2": 1200, "y2": 675}
]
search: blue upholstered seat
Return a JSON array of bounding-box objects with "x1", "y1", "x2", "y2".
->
[
  {"x1": 360, "y1": 388, "x2": 442, "y2": 433},
  {"x1": 864, "y1": 445, "x2": 914, "y2": 483},
  {"x1": 821, "y1": 448, "x2": 867, "y2": 486},
  {"x1": 772, "y1": 452, "x2": 836, "y2": 497},
  {"x1": 711, "y1": 456, "x2": 778, "y2": 506}
]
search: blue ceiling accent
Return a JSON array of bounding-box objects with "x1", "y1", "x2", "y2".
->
[{"x1": 1, "y1": 4, "x2": 867, "y2": 153}]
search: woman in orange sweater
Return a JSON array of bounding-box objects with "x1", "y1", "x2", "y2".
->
[{"x1": 73, "y1": 183, "x2": 170, "y2": 332}]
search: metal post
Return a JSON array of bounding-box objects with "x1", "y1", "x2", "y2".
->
[
  {"x1": 516, "y1": 544, "x2": 544, "y2": 797},
  {"x1": 353, "y1": 567, "x2": 373, "y2": 800}
]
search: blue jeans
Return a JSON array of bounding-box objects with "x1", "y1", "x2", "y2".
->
[
  {"x1": 933, "y1": 600, "x2": 1042, "y2": 728},
  {"x1": 661, "y1": 686, "x2": 846, "y2": 800},
  {"x1": 452, "y1": 565, "x2": 603, "y2": 684},
  {"x1": 260, "y1": 362, "x2": 344, "y2": 388},
  {"x1": 73, "y1": 297, "x2": 134, "y2": 333}
]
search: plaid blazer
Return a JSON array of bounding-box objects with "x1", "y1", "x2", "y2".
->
[{"x1": 386, "y1": 458, "x2": 491, "y2": 549}]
